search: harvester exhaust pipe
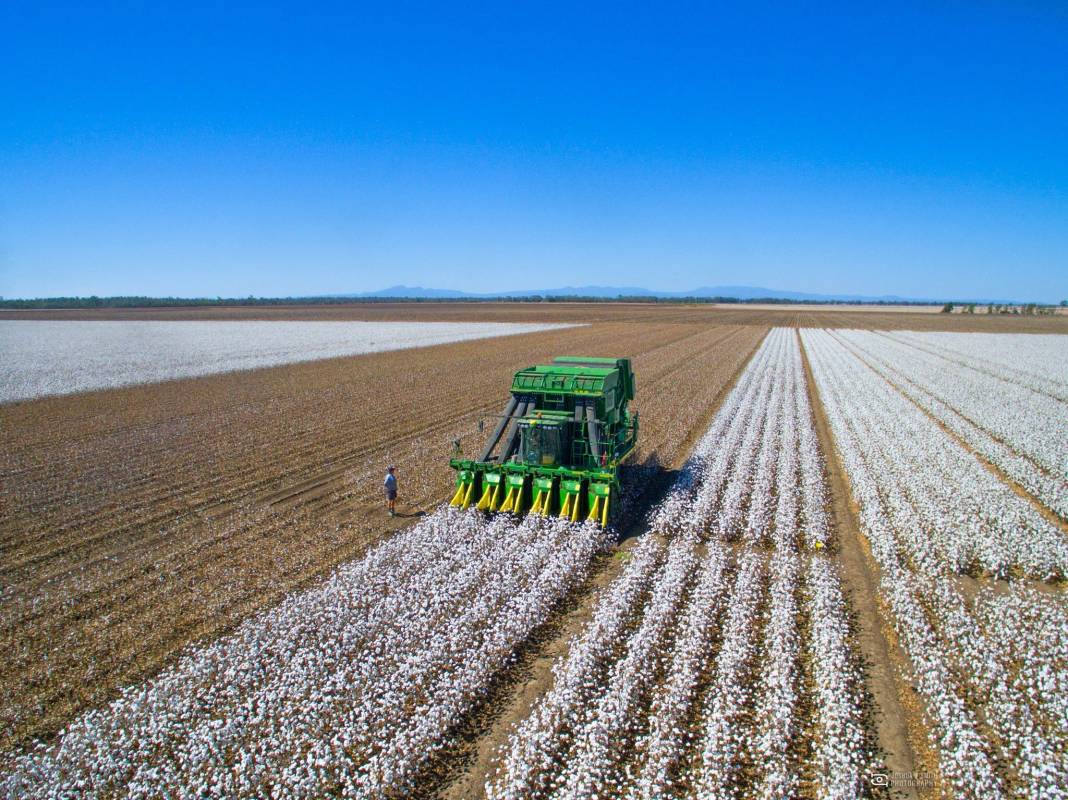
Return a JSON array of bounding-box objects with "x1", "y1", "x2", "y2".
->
[
  {"x1": 479, "y1": 396, "x2": 519, "y2": 462},
  {"x1": 500, "y1": 398, "x2": 535, "y2": 463},
  {"x1": 585, "y1": 403, "x2": 602, "y2": 461}
]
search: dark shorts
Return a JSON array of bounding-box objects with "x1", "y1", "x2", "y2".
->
[{"x1": 385, "y1": 488, "x2": 397, "y2": 500}]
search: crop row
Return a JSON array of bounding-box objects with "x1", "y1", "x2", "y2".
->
[
  {"x1": 490, "y1": 328, "x2": 867, "y2": 799},
  {"x1": 803, "y1": 329, "x2": 1068, "y2": 580},
  {"x1": 803, "y1": 328, "x2": 1068, "y2": 798},
  {"x1": 887, "y1": 330, "x2": 1068, "y2": 403},
  {"x1": 0, "y1": 320, "x2": 576, "y2": 402},
  {"x1": 653, "y1": 328, "x2": 829, "y2": 550},
  {"x1": 828, "y1": 329, "x2": 1068, "y2": 519}
]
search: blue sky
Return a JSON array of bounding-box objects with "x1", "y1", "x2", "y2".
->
[{"x1": 1, "y1": 2, "x2": 1066, "y2": 301}]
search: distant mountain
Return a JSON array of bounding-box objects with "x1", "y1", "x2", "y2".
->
[
  {"x1": 496, "y1": 285, "x2": 658, "y2": 298},
  {"x1": 341, "y1": 285, "x2": 471, "y2": 299},
  {"x1": 342, "y1": 284, "x2": 967, "y2": 303},
  {"x1": 682, "y1": 285, "x2": 916, "y2": 302}
]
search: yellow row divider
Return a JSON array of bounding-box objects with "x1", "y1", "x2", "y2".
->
[
  {"x1": 559, "y1": 493, "x2": 573, "y2": 519},
  {"x1": 587, "y1": 494, "x2": 603, "y2": 524},
  {"x1": 500, "y1": 486, "x2": 519, "y2": 513},
  {"x1": 460, "y1": 481, "x2": 475, "y2": 509},
  {"x1": 449, "y1": 483, "x2": 466, "y2": 507},
  {"x1": 531, "y1": 490, "x2": 547, "y2": 515},
  {"x1": 476, "y1": 484, "x2": 494, "y2": 511},
  {"x1": 582, "y1": 488, "x2": 612, "y2": 526}
]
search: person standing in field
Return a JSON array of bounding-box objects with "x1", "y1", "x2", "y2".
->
[{"x1": 384, "y1": 466, "x2": 398, "y2": 517}]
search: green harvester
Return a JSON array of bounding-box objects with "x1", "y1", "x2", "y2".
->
[{"x1": 449, "y1": 356, "x2": 638, "y2": 527}]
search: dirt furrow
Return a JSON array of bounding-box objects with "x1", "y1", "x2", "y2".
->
[{"x1": 797, "y1": 331, "x2": 928, "y2": 799}]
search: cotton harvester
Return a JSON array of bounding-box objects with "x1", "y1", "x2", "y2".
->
[{"x1": 449, "y1": 356, "x2": 638, "y2": 527}]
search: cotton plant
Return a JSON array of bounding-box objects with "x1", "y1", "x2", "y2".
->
[
  {"x1": 487, "y1": 536, "x2": 666, "y2": 800},
  {"x1": 806, "y1": 555, "x2": 866, "y2": 799},
  {"x1": 624, "y1": 545, "x2": 730, "y2": 799},
  {"x1": 695, "y1": 551, "x2": 766, "y2": 799},
  {"x1": 850, "y1": 330, "x2": 1067, "y2": 479},
  {"x1": 803, "y1": 328, "x2": 1068, "y2": 579}
]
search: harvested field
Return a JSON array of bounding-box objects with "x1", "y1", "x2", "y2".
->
[{"x1": 0, "y1": 318, "x2": 764, "y2": 756}]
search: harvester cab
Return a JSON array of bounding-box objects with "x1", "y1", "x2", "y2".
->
[{"x1": 449, "y1": 356, "x2": 638, "y2": 527}]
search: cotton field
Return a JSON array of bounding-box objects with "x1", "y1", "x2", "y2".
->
[
  {"x1": 3, "y1": 318, "x2": 1067, "y2": 799},
  {"x1": 803, "y1": 328, "x2": 1068, "y2": 798},
  {"x1": 0, "y1": 319, "x2": 766, "y2": 764},
  {"x1": 0, "y1": 320, "x2": 574, "y2": 402},
  {"x1": 824, "y1": 329, "x2": 1068, "y2": 520}
]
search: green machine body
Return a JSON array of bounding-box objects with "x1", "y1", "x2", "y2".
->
[{"x1": 449, "y1": 356, "x2": 638, "y2": 527}]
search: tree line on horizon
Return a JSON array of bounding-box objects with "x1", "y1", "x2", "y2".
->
[
  {"x1": 4, "y1": 295, "x2": 1064, "y2": 310},
  {"x1": 941, "y1": 301, "x2": 1063, "y2": 315}
]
